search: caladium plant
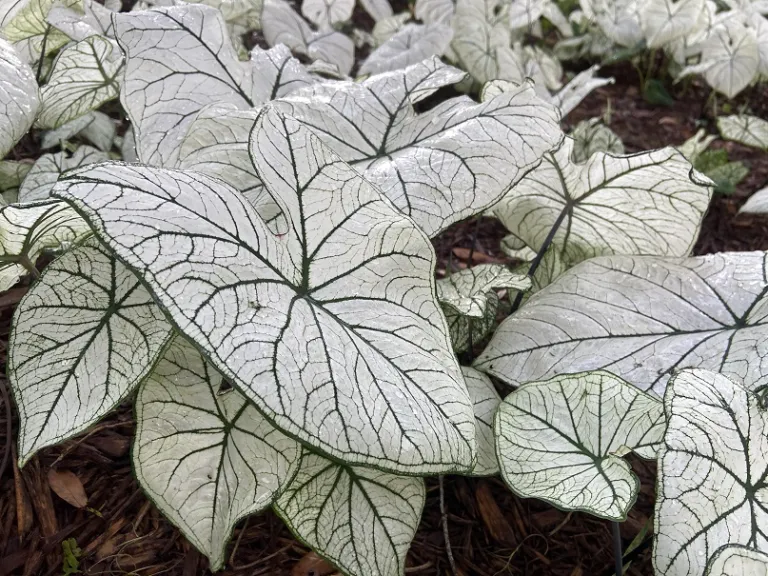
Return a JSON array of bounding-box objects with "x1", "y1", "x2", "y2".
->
[{"x1": 5, "y1": 0, "x2": 768, "y2": 574}]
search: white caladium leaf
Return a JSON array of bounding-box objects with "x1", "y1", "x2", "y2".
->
[
  {"x1": 78, "y1": 110, "x2": 116, "y2": 152},
  {"x1": 113, "y1": 5, "x2": 313, "y2": 167},
  {"x1": 277, "y1": 58, "x2": 563, "y2": 237},
  {"x1": 46, "y1": 0, "x2": 116, "y2": 43},
  {"x1": 176, "y1": 105, "x2": 286, "y2": 233},
  {"x1": 640, "y1": 0, "x2": 705, "y2": 48},
  {"x1": 508, "y1": 0, "x2": 545, "y2": 30},
  {"x1": 584, "y1": 0, "x2": 644, "y2": 46},
  {"x1": 274, "y1": 451, "x2": 425, "y2": 576},
  {"x1": 479, "y1": 65, "x2": 613, "y2": 117},
  {"x1": 0, "y1": 200, "x2": 90, "y2": 291},
  {"x1": 475, "y1": 252, "x2": 768, "y2": 397},
  {"x1": 552, "y1": 66, "x2": 614, "y2": 116},
  {"x1": 360, "y1": 23, "x2": 453, "y2": 75},
  {"x1": 705, "y1": 545, "x2": 768, "y2": 575},
  {"x1": 461, "y1": 366, "x2": 501, "y2": 476},
  {"x1": 740, "y1": 187, "x2": 768, "y2": 214},
  {"x1": 36, "y1": 35, "x2": 122, "y2": 129},
  {"x1": 1, "y1": 0, "x2": 79, "y2": 63},
  {"x1": 360, "y1": 0, "x2": 394, "y2": 21},
  {"x1": 18, "y1": 146, "x2": 108, "y2": 203},
  {"x1": 370, "y1": 12, "x2": 411, "y2": 46},
  {"x1": 0, "y1": 161, "x2": 32, "y2": 201},
  {"x1": 262, "y1": 0, "x2": 355, "y2": 75},
  {"x1": 437, "y1": 263, "x2": 530, "y2": 317},
  {"x1": 489, "y1": 139, "x2": 712, "y2": 266},
  {"x1": 444, "y1": 291, "x2": 499, "y2": 353},
  {"x1": 134, "y1": 336, "x2": 300, "y2": 571},
  {"x1": 680, "y1": 19, "x2": 759, "y2": 98},
  {"x1": 0, "y1": 0, "x2": 27, "y2": 28},
  {"x1": 120, "y1": 125, "x2": 137, "y2": 163},
  {"x1": 495, "y1": 371, "x2": 664, "y2": 521},
  {"x1": 451, "y1": 0, "x2": 512, "y2": 86},
  {"x1": 9, "y1": 237, "x2": 172, "y2": 465},
  {"x1": 301, "y1": 0, "x2": 354, "y2": 28},
  {"x1": 717, "y1": 114, "x2": 768, "y2": 150},
  {"x1": 415, "y1": 0, "x2": 454, "y2": 24},
  {"x1": 54, "y1": 111, "x2": 477, "y2": 474},
  {"x1": 655, "y1": 370, "x2": 768, "y2": 576},
  {"x1": 40, "y1": 113, "x2": 96, "y2": 150},
  {"x1": 570, "y1": 118, "x2": 624, "y2": 163},
  {"x1": 0, "y1": 38, "x2": 39, "y2": 160},
  {"x1": 676, "y1": 128, "x2": 717, "y2": 163}
]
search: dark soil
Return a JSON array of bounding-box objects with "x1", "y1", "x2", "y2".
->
[{"x1": 1, "y1": 66, "x2": 767, "y2": 576}]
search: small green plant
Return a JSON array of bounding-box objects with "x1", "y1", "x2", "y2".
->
[{"x1": 61, "y1": 538, "x2": 81, "y2": 576}]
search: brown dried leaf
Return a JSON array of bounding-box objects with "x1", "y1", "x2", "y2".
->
[
  {"x1": 47, "y1": 468, "x2": 87, "y2": 508},
  {"x1": 292, "y1": 551, "x2": 337, "y2": 576}
]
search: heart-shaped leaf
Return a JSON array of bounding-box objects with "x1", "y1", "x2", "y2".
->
[
  {"x1": 359, "y1": 23, "x2": 453, "y2": 75},
  {"x1": 275, "y1": 451, "x2": 425, "y2": 576},
  {"x1": 0, "y1": 38, "x2": 39, "y2": 159},
  {"x1": 0, "y1": 200, "x2": 90, "y2": 291},
  {"x1": 489, "y1": 138, "x2": 712, "y2": 267},
  {"x1": 9, "y1": 237, "x2": 173, "y2": 464},
  {"x1": 54, "y1": 109, "x2": 476, "y2": 474},
  {"x1": 36, "y1": 35, "x2": 122, "y2": 129},
  {"x1": 134, "y1": 336, "x2": 300, "y2": 571},
  {"x1": 655, "y1": 369, "x2": 768, "y2": 576},
  {"x1": 276, "y1": 58, "x2": 562, "y2": 237},
  {"x1": 705, "y1": 545, "x2": 768, "y2": 576},
  {"x1": 495, "y1": 370, "x2": 664, "y2": 520},
  {"x1": 475, "y1": 252, "x2": 768, "y2": 396},
  {"x1": 113, "y1": 4, "x2": 313, "y2": 167},
  {"x1": 717, "y1": 114, "x2": 768, "y2": 150}
]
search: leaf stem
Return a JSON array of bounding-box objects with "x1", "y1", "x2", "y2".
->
[
  {"x1": 37, "y1": 26, "x2": 51, "y2": 84},
  {"x1": 439, "y1": 475, "x2": 457, "y2": 576},
  {"x1": 509, "y1": 207, "x2": 569, "y2": 313},
  {"x1": 612, "y1": 522, "x2": 623, "y2": 576},
  {"x1": 20, "y1": 255, "x2": 40, "y2": 279}
]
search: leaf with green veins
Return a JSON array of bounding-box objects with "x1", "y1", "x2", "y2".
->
[
  {"x1": 0, "y1": 38, "x2": 39, "y2": 160},
  {"x1": 494, "y1": 370, "x2": 664, "y2": 521},
  {"x1": 359, "y1": 23, "x2": 453, "y2": 76},
  {"x1": 275, "y1": 58, "x2": 562, "y2": 237},
  {"x1": 134, "y1": 336, "x2": 300, "y2": 571},
  {"x1": 475, "y1": 252, "x2": 768, "y2": 397},
  {"x1": 569, "y1": 117, "x2": 624, "y2": 163},
  {"x1": 274, "y1": 451, "x2": 425, "y2": 576},
  {"x1": 489, "y1": 138, "x2": 712, "y2": 269},
  {"x1": 717, "y1": 114, "x2": 768, "y2": 150},
  {"x1": 437, "y1": 264, "x2": 531, "y2": 318},
  {"x1": 113, "y1": 4, "x2": 314, "y2": 167},
  {"x1": 0, "y1": 200, "x2": 91, "y2": 291},
  {"x1": 36, "y1": 35, "x2": 123, "y2": 129},
  {"x1": 678, "y1": 19, "x2": 759, "y2": 99},
  {"x1": 9, "y1": 237, "x2": 173, "y2": 464},
  {"x1": 1, "y1": 0, "x2": 81, "y2": 63},
  {"x1": 655, "y1": 369, "x2": 768, "y2": 576},
  {"x1": 462, "y1": 366, "x2": 502, "y2": 476},
  {"x1": 18, "y1": 146, "x2": 108, "y2": 203},
  {"x1": 705, "y1": 545, "x2": 768, "y2": 575},
  {"x1": 53, "y1": 107, "x2": 477, "y2": 474}
]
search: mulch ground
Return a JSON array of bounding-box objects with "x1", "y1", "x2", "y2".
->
[{"x1": 1, "y1": 65, "x2": 767, "y2": 576}]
